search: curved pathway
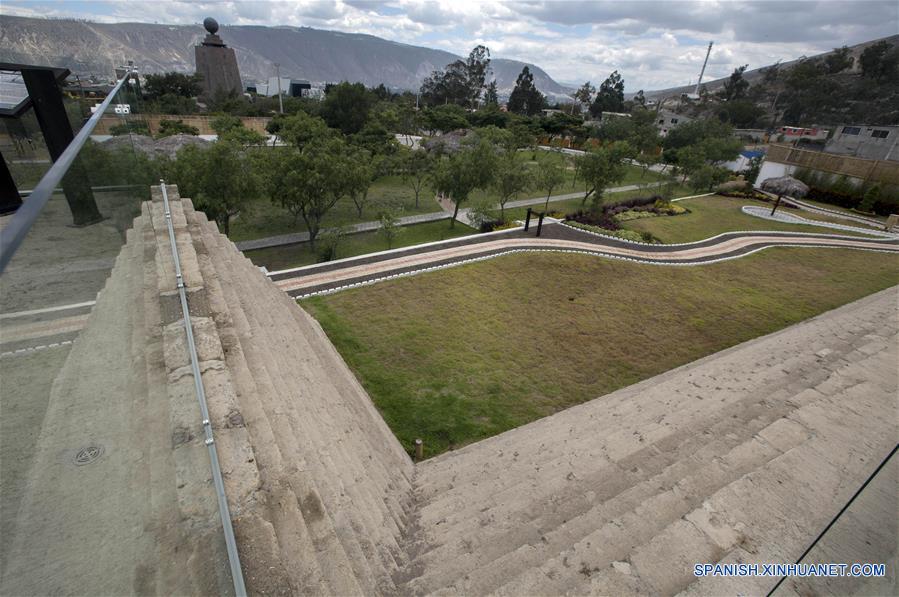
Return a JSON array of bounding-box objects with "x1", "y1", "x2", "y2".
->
[
  {"x1": 741, "y1": 205, "x2": 898, "y2": 238},
  {"x1": 270, "y1": 222, "x2": 899, "y2": 298}
]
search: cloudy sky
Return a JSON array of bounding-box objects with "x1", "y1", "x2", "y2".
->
[{"x1": 2, "y1": 0, "x2": 897, "y2": 91}]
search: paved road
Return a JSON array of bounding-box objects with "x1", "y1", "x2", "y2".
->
[{"x1": 270, "y1": 223, "x2": 899, "y2": 298}]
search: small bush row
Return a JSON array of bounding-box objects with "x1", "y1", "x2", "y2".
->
[{"x1": 565, "y1": 220, "x2": 657, "y2": 243}]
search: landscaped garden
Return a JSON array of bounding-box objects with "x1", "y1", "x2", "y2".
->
[
  {"x1": 302, "y1": 248, "x2": 899, "y2": 457},
  {"x1": 619, "y1": 194, "x2": 883, "y2": 243}
]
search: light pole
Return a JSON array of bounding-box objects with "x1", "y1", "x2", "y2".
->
[{"x1": 274, "y1": 62, "x2": 283, "y2": 114}]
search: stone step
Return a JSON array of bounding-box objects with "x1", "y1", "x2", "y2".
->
[
  {"x1": 493, "y1": 367, "x2": 898, "y2": 597},
  {"x1": 404, "y1": 397, "x2": 817, "y2": 595},
  {"x1": 177, "y1": 202, "x2": 302, "y2": 594},
  {"x1": 213, "y1": 240, "x2": 397, "y2": 593},
  {"x1": 413, "y1": 359, "x2": 832, "y2": 541},
  {"x1": 187, "y1": 209, "x2": 351, "y2": 595}
]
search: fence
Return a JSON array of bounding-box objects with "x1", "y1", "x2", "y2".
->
[
  {"x1": 93, "y1": 114, "x2": 272, "y2": 136},
  {"x1": 766, "y1": 144, "x2": 899, "y2": 186}
]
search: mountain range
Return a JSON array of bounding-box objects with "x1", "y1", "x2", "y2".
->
[{"x1": 0, "y1": 15, "x2": 574, "y2": 101}]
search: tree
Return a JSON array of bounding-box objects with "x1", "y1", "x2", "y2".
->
[
  {"x1": 399, "y1": 146, "x2": 431, "y2": 208},
  {"x1": 320, "y1": 82, "x2": 376, "y2": 134},
  {"x1": 492, "y1": 152, "x2": 531, "y2": 221},
  {"x1": 210, "y1": 113, "x2": 266, "y2": 145},
  {"x1": 263, "y1": 137, "x2": 356, "y2": 249},
  {"x1": 279, "y1": 111, "x2": 334, "y2": 148},
  {"x1": 157, "y1": 119, "x2": 199, "y2": 137},
  {"x1": 430, "y1": 138, "x2": 497, "y2": 226},
  {"x1": 721, "y1": 65, "x2": 749, "y2": 101},
  {"x1": 589, "y1": 71, "x2": 625, "y2": 117},
  {"x1": 689, "y1": 164, "x2": 729, "y2": 192},
  {"x1": 143, "y1": 72, "x2": 202, "y2": 100},
  {"x1": 484, "y1": 80, "x2": 499, "y2": 106},
  {"x1": 632, "y1": 90, "x2": 646, "y2": 108},
  {"x1": 535, "y1": 158, "x2": 567, "y2": 211},
  {"x1": 717, "y1": 99, "x2": 765, "y2": 128},
  {"x1": 423, "y1": 104, "x2": 469, "y2": 134},
  {"x1": 859, "y1": 41, "x2": 898, "y2": 81},
  {"x1": 345, "y1": 148, "x2": 376, "y2": 217},
  {"x1": 465, "y1": 45, "x2": 492, "y2": 108},
  {"x1": 378, "y1": 209, "x2": 404, "y2": 249},
  {"x1": 507, "y1": 66, "x2": 545, "y2": 116},
  {"x1": 675, "y1": 144, "x2": 706, "y2": 182},
  {"x1": 574, "y1": 82, "x2": 595, "y2": 104},
  {"x1": 170, "y1": 140, "x2": 259, "y2": 235},
  {"x1": 575, "y1": 141, "x2": 633, "y2": 210},
  {"x1": 824, "y1": 46, "x2": 854, "y2": 74}
]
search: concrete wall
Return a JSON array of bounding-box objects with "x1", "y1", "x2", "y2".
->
[
  {"x1": 825, "y1": 125, "x2": 899, "y2": 162},
  {"x1": 766, "y1": 144, "x2": 899, "y2": 186}
]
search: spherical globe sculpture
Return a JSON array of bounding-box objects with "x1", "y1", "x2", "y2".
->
[{"x1": 203, "y1": 17, "x2": 219, "y2": 35}]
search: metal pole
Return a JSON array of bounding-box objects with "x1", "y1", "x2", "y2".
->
[
  {"x1": 524, "y1": 207, "x2": 532, "y2": 231},
  {"x1": 536, "y1": 212, "x2": 545, "y2": 237},
  {"x1": 275, "y1": 63, "x2": 283, "y2": 114},
  {"x1": 160, "y1": 181, "x2": 247, "y2": 597},
  {"x1": 770, "y1": 194, "x2": 782, "y2": 216}
]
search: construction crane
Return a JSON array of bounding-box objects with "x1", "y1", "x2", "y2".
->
[{"x1": 686, "y1": 41, "x2": 713, "y2": 100}]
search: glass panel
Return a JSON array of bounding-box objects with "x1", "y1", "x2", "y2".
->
[{"x1": 0, "y1": 79, "x2": 235, "y2": 595}]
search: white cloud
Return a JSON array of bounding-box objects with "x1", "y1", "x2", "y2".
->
[{"x1": 1, "y1": 0, "x2": 895, "y2": 90}]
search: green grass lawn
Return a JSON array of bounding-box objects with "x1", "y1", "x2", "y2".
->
[
  {"x1": 246, "y1": 219, "x2": 475, "y2": 271},
  {"x1": 621, "y1": 195, "x2": 881, "y2": 243},
  {"x1": 302, "y1": 248, "x2": 899, "y2": 458}
]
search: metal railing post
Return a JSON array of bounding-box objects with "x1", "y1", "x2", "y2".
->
[{"x1": 160, "y1": 181, "x2": 247, "y2": 597}]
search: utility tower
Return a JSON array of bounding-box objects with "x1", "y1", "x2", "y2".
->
[{"x1": 693, "y1": 41, "x2": 713, "y2": 97}]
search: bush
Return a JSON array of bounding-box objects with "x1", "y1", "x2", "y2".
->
[
  {"x1": 565, "y1": 220, "x2": 657, "y2": 243},
  {"x1": 109, "y1": 121, "x2": 150, "y2": 136},
  {"x1": 157, "y1": 119, "x2": 200, "y2": 138}
]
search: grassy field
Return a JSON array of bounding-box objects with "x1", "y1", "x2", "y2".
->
[
  {"x1": 246, "y1": 219, "x2": 475, "y2": 271},
  {"x1": 622, "y1": 195, "x2": 881, "y2": 243},
  {"x1": 302, "y1": 249, "x2": 899, "y2": 458}
]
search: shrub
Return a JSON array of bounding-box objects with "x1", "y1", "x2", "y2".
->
[
  {"x1": 157, "y1": 119, "x2": 200, "y2": 138},
  {"x1": 858, "y1": 184, "x2": 879, "y2": 213},
  {"x1": 565, "y1": 220, "x2": 657, "y2": 243},
  {"x1": 109, "y1": 121, "x2": 150, "y2": 136}
]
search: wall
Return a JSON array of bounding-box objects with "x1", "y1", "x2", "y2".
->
[
  {"x1": 766, "y1": 144, "x2": 899, "y2": 186},
  {"x1": 825, "y1": 125, "x2": 899, "y2": 161}
]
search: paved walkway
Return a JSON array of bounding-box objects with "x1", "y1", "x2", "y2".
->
[
  {"x1": 270, "y1": 223, "x2": 899, "y2": 298},
  {"x1": 742, "y1": 205, "x2": 897, "y2": 238}
]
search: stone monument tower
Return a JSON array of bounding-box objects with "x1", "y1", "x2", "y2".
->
[{"x1": 194, "y1": 17, "x2": 243, "y2": 99}]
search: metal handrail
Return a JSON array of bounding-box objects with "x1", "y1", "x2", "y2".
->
[
  {"x1": 0, "y1": 70, "x2": 131, "y2": 273},
  {"x1": 159, "y1": 181, "x2": 247, "y2": 597}
]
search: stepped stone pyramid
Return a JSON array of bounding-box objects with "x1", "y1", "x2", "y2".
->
[{"x1": 1, "y1": 186, "x2": 895, "y2": 596}]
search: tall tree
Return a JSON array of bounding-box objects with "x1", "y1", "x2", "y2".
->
[
  {"x1": 492, "y1": 151, "x2": 531, "y2": 220},
  {"x1": 320, "y1": 82, "x2": 376, "y2": 134},
  {"x1": 536, "y1": 158, "x2": 567, "y2": 211},
  {"x1": 170, "y1": 140, "x2": 259, "y2": 235},
  {"x1": 589, "y1": 71, "x2": 625, "y2": 117},
  {"x1": 484, "y1": 80, "x2": 499, "y2": 106},
  {"x1": 263, "y1": 137, "x2": 356, "y2": 249},
  {"x1": 429, "y1": 138, "x2": 497, "y2": 226},
  {"x1": 575, "y1": 141, "x2": 632, "y2": 210},
  {"x1": 507, "y1": 66, "x2": 545, "y2": 116},
  {"x1": 466, "y1": 45, "x2": 492, "y2": 108},
  {"x1": 721, "y1": 65, "x2": 749, "y2": 101},
  {"x1": 860, "y1": 40, "x2": 899, "y2": 82},
  {"x1": 574, "y1": 82, "x2": 595, "y2": 104},
  {"x1": 824, "y1": 46, "x2": 854, "y2": 74},
  {"x1": 399, "y1": 146, "x2": 432, "y2": 208}
]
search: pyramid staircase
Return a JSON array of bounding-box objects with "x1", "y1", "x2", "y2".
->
[{"x1": 1, "y1": 185, "x2": 894, "y2": 596}]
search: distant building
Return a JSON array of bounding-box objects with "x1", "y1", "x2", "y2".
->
[
  {"x1": 251, "y1": 77, "x2": 312, "y2": 98},
  {"x1": 824, "y1": 125, "x2": 899, "y2": 162},
  {"x1": 775, "y1": 126, "x2": 829, "y2": 141},
  {"x1": 194, "y1": 18, "x2": 243, "y2": 100},
  {"x1": 655, "y1": 109, "x2": 691, "y2": 137}
]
